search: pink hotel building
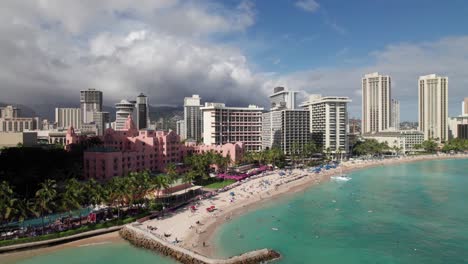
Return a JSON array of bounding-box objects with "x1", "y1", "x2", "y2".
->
[{"x1": 65, "y1": 116, "x2": 244, "y2": 180}]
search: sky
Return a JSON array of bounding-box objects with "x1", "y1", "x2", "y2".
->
[{"x1": 1, "y1": 0, "x2": 468, "y2": 120}]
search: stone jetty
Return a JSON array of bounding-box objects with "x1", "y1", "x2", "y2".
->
[{"x1": 119, "y1": 224, "x2": 281, "y2": 264}]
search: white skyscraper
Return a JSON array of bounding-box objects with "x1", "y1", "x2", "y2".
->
[
  {"x1": 183, "y1": 95, "x2": 203, "y2": 141},
  {"x1": 390, "y1": 99, "x2": 400, "y2": 130},
  {"x1": 269, "y1": 87, "x2": 298, "y2": 110},
  {"x1": 362, "y1": 72, "x2": 391, "y2": 134},
  {"x1": 418, "y1": 74, "x2": 448, "y2": 142},
  {"x1": 55, "y1": 108, "x2": 82, "y2": 129},
  {"x1": 80, "y1": 89, "x2": 103, "y2": 124},
  {"x1": 300, "y1": 95, "x2": 351, "y2": 158}
]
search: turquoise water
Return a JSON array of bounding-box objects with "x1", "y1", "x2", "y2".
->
[
  {"x1": 12, "y1": 159, "x2": 468, "y2": 264},
  {"x1": 215, "y1": 159, "x2": 468, "y2": 263},
  {"x1": 13, "y1": 241, "x2": 177, "y2": 264}
]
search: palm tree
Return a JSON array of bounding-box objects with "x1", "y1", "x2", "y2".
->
[
  {"x1": 324, "y1": 147, "x2": 332, "y2": 161},
  {"x1": 290, "y1": 142, "x2": 302, "y2": 167},
  {"x1": 35, "y1": 179, "x2": 57, "y2": 234},
  {"x1": 105, "y1": 177, "x2": 128, "y2": 218},
  {"x1": 84, "y1": 179, "x2": 104, "y2": 208},
  {"x1": 129, "y1": 171, "x2": 152, "y2": 209},
  {"x1": 336, "y1": 147, "x2": 344, "y2": 161},
  {"x1": 60, "y1": 178, "x2": 84, "y2": 226},
  {"x1": 15, "y1": 198, "x2": 37, "y2": 234},
  {"x1": 151, "y1": 175, "x2": 171, "y2": 205},
  {"x1": 0, "y1": 181, "x2": 17, "y2": 232},
  {"x1": 165, "y1": 163, "x2": 178, "y2": 182},
  {"x1": 182, "y1": 171, "x2": 196, "y2": 199}
]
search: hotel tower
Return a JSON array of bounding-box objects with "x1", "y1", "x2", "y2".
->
[
  {"x1": 362, "y1": 72, "x2": 391, "y2": 134},
  {"x1": 418, "y1": 74, "x2": 448, "y2": 142}
]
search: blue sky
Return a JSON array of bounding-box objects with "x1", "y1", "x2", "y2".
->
[
  {"x1": 1, "y1": 0, "x2": 468, "y2": 120},
  {"x1": 232, "y1": 0, "x2": 468, "y2": 72}
]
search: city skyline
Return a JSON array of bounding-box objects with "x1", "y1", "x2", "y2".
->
[{"x1": 1, "y1": 1, "x2": 468, "y2": 120}]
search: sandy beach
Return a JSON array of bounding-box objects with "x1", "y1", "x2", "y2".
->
[
  {"x1": 141, "y1": 153, "x2": 468, "y2": 257},
  {"x1": 2, "y1": 153, "x2": 467, "y2": 263}
]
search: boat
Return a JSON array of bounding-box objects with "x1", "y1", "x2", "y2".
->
[
  {"x1": 331, "y1": 168, "x2": 351, "y2": 181},
  {"x1": 331, "y1": 174, "x2": 351, "y2": 181},
  {"x1": 271, "y1": 228, "x2": 279, "y2": 231}
]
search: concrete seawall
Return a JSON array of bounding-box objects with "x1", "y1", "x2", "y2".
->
[
  {"x1": 0, "y1": 226, "x2": 122, "y2": 254},
  {"x1": 119, "y1": 224, "x2": 281, "y2": 264}
]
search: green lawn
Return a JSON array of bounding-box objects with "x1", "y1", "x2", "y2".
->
[
  {"x1": 0, "y1": 213, "x2": 147, "y2": 248},
  {"x1": 203, "y1": 179, "x2": 236, "y2": 189}
]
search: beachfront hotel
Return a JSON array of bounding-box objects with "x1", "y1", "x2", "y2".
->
[
  {"x1": 300, "y1": 94, "x2": 351, "y2": 158},
  {"x1": 362, "y1": 130, "x2": 424, "y2": 154},
  {"x1": 362, "y1": 72, "x2": 392, "y2": 133},
  {"x1": 201, "y1": 102, "x2": 263, "y2": 152},
  {"x1": 66, "y1": 116, "x2": 245, "y2": 180},
  {"x1": 418, "y1": 74, "x2": 449, "y2": 142},
  {"x1": 262, "y1": 109, "x2": 310, "y2": 155}
]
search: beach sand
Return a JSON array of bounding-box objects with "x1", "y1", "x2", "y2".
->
[
  {"x1": 3, "y1": 153, "x2": 467, "y2": 262},
  {"x1": 142, "y1": 153, "x2": 468, "y2": 257}
]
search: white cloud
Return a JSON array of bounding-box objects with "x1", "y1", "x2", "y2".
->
[
  {"x1": 0, "y1": 1, "x2": 467, "y2": 122},
  {"x1": 265, "y1": 36, "x2": 468, "y2": 119},
  {"x1": 295, "y1": 0, "x2": 320, "y2": 13}
]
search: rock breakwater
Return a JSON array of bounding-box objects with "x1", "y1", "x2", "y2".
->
[{"x1": 119, "y1": 224, "x2": 280, "y2": 264}]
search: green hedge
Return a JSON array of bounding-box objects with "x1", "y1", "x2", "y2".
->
[{"x1": 203, "y1": 179, "x2": 236, "y2": 189}]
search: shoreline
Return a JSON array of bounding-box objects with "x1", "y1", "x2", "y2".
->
[
  {"x1": 2, "y1": 153, "x2": 467, "y2": 263},
  {"x1": 186, "y1": 153, "x2": 468, "y2": 257}
]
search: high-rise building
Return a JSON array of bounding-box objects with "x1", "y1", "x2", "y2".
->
[
  {"x1": 300, "y1": 94, "x2": 351, "y2": 158},
  {"x1": 201, "y1": 103, "x2": 263, "y2": 152},
  {"x1": 55, "y1": 108, "x2": 82, "y2": 129},
  {"x1": 136, "y1": 93, "x2": 149, "y2": 130},
  {"x1": 418, "y1": 74, "x2": 448, "y2": 142},
  {"x1": 93, "y1": 111, "x2": 110, "y2": 136},
  {"x1": 114, "y1": 100, "x2": 135, "y2": 131},
  {"x1": 176, "y1": 120, "x2": 185, "y2": 140},
  {"x1": 462, "y1": 97, "x2": 468, "y2": 116},
  {"x1": 362, "y1": 72, "x2": 391, "y2": 133},
  {"x1": 262, "y1": 109, "x2": 310, "y2": 155},
  {"x1": 184, "y1": 95, "x2": 203, "y2": 141},
  {"x1": 269, "y1": 87, "x2": 298, "y2": 110},
  {"x1": 80, "y1": 89, "x2": 103, "y2": 123},
  {"x1": 390, "y1": 99, "x2": 400, "y2": 130}
]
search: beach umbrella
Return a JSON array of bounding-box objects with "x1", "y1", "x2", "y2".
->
[{"x1": 230, "y1": 192, "x2": 235, "y2": 196}]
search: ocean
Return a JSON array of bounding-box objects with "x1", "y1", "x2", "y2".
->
[{"x1": 11, "y1": 159, "x2": 468, "y2": 264}]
